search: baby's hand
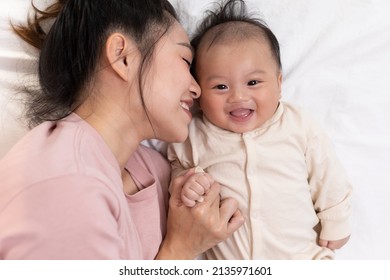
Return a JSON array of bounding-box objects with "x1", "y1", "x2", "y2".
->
[
  {"x1": 319, "y1": 235, "x2": 350, "y2": 250},
  {"x1": 181, "y1": 169, "x2": 214, "y2": 207}
]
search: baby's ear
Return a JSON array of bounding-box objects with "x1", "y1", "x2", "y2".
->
[
  {"x1": 278, "y1": 71, "x2": 283, "y2": 86},
  {"x1": 277, "y1": 71, "x2": 283, "y2": 97}
]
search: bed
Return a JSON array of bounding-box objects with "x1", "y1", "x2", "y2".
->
[{"x1": 1, "y1": 0, "x2": 389, "y2": 259}]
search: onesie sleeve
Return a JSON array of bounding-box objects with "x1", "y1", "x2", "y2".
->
[
  {"x1": 1, "y1": 175, "x2": 123, "y2": 259},
  {"x1": 167, "y1": 140, "x2": 196, "y2": 178},
  {"x1": 305, "y1": 123, "x2": 353, "y2": 241}
]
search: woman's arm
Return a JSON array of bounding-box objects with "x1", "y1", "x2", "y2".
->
[{"x1": 0, "y1": 175, "x2": 123, "y2": 259}]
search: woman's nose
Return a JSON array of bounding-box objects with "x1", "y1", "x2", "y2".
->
[{"x1": 190, "y1": 76, "x2": 201, "y2": 99}]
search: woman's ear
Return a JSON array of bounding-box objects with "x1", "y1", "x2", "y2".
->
[{"x1": 105, "y1": 33, "x2": 134, "y2": 81}]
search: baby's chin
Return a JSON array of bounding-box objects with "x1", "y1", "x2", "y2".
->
[
  {"x1": 224, "y1": 122, "x2": 261, "y2": 134},
  {"x1": 228, "y1": 127, "x2": 254, "y2": 134}
]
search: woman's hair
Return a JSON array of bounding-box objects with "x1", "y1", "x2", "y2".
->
[
  {"x1": 190, "y1": 0, "x2": 281, "y2": 76},
  {"x1": 12, "y1": 0, "x2": 178, "y2": 127}
]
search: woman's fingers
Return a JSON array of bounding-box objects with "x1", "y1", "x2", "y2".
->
[
  {"x1": 170, "y1": 169, "x2": 195, "y2": 206},
  {"x1": 164, "y1": 171, "x2": 244, "y2": 259},
  {"x1": 193, "y1": 182, "x2": 244, "y2": 239},
  {"x1": 220, "y1": 197, "x2": 245, "y2": 234}
]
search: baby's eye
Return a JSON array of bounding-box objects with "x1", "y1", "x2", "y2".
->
[
  {"x1": 248, "y1": 80, "x2": 260, "y2": 86},
  {"x1": 214, "y1": 84, "x2": 228, "y2": 90}
]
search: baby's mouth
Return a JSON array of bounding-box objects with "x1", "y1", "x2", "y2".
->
[{"x1": 229, "y1": 108, "x2": 253, "y2": 118}]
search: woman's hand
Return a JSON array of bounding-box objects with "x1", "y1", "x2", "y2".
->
[{"x1": 156, "y1": 169, "x2": 245, "y2": 259}]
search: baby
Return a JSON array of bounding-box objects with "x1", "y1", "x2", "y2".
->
[{"x1": 168, "y1": 0, "x2": 352, "y2": 259}]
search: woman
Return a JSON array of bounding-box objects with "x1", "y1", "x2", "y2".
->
[{"x1": 0, "y1": 0, "x2": 244, "y2": 259}]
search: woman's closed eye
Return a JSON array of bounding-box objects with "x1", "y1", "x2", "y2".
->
[{"x1": 183, "y1": 58, "x2": 191, "y2": 67}]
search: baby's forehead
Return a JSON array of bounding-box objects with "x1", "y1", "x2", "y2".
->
[{"x1": 197, "y1": 21, "x2": 269, "y2": 50}]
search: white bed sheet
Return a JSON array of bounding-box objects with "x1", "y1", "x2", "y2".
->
[{"x1": 1, "y1": 0, "x2": 390, "y2": 259}]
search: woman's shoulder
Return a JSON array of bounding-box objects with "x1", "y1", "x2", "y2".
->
[
  {"x1": 0, "y1": 116, "x2": 122, "y2": 197},
  {"x1": 130, "y1": 144, "x2": 170, "y2": 176}
]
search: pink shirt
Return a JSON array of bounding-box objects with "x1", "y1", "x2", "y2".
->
[{"x1": 0, "y1": 114, "x2": 171, "y2": 259}]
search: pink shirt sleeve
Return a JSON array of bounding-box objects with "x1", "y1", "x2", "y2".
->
[{"x1": 1, "y1": 174, "x2": 124, "y2": 259}]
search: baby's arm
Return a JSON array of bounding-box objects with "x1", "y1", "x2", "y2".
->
[
  {"x1": 305, "y1": 118, "x2": 353, "y2": 251},
  {"x1": 319, "y1": 235, "x2": 350, "y2": 250},
  {"x1": 181, "y1": 167, "x2": 214, "y2": 207}
]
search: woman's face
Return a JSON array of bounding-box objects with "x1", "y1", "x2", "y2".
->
[{"x1": 143, "y1": 21, "x2": 201, "y2": 143}]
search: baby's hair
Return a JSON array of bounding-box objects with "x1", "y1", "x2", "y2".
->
[
  {"x1": 191, "y1": 0, "x2": 281, "y2": 73},
  {"x1": 10, "y1": 0, "x2": 178, "y2": 128}
]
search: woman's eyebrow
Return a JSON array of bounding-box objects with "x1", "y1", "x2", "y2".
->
[{"x1": 177, "y1": 42, "x2": 194, "y2": 56}]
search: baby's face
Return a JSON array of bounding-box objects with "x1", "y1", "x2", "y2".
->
[{"x1": 195, "y1": 38, "x2": 282, "y2": 133}]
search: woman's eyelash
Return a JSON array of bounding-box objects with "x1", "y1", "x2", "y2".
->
[{"x1": 183, "y1": 58, "x2": 191, "y2": 66}]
